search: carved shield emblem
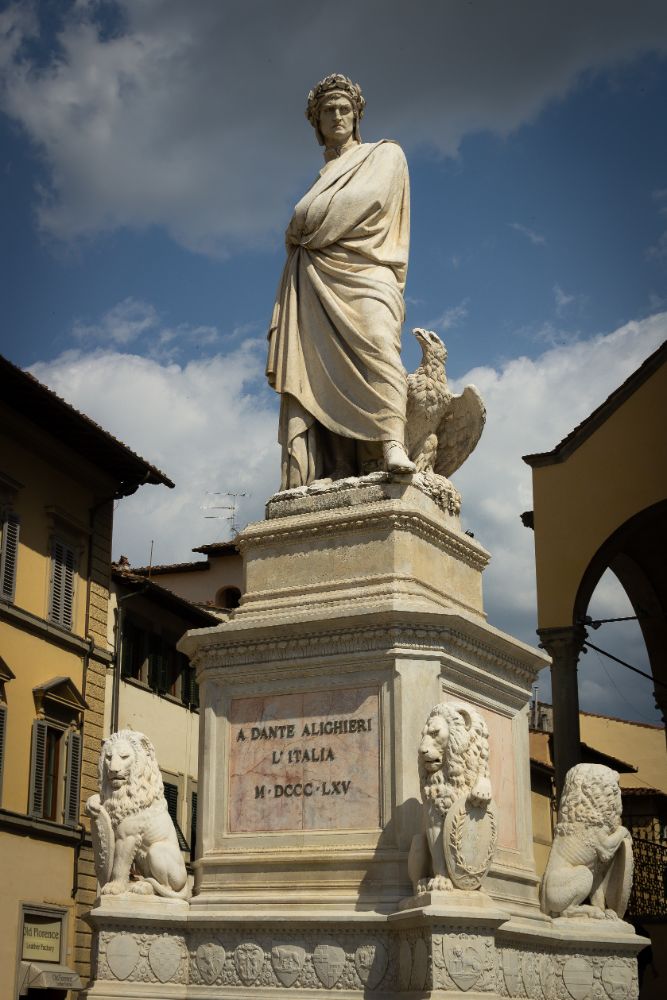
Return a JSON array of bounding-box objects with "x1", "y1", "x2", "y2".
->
[
  {"x1": 445, "y1": 942, "x2": 483, "y2": 992},
  {"x1": 410, "y1": 938, "x2": 428, "y2": 991},
  {"x1": 196, "y1": 942, "x2": 225, "y2": 985},
  {"x1": 601, "y1": 837, "x2": 634, "y2": 920},
  {"x1": 313, "y1": 943, "x2": 345, "y2": 989},
  {"x1": 106, "y1": 934, "x2": 139, "y2": 981},
  {"x1": 443, "y1": 794, "x2": 498, "y2": 890},
  {"x1": 601, "y1": 958, "x2": 633, "y2": 1000},
  {"x1": 354, "y1": 942, "x2": 388, "y2": 990},
  {"x1": 563, "y1": 957, "x2": 594, "y2": 1000},
  {"x1": 87, "y1": 797, "x2": 114, "y2": 886},
  {"x1": 271, "y1": 945, "x2": 305, "y2": 988},
  {"x1": 398, "y1": 940, "x2": 412, "y2": 991},
  {"x1": 149, "y1": 936, "x2": 182, "y2": 983},
  {"x1": 234, "y1": 942, "x2": 264, "y2": 985},
  {"x1": 502, "y1": 949, "x2": 522, "y2": 997}
]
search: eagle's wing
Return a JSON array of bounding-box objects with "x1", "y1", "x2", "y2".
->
[{"x1": 433, "y1": 385, "x2": 486, "y2": 478}]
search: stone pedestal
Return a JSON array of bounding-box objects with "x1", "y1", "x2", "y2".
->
[{"x1": 82, "y1": 474, "x2": 648, "y2": 998}]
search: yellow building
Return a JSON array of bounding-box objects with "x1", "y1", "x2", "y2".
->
[
  {"x1": 0, "y1": 355, "x2": 172, "y2": 999},
  {"x1": 523, "y1": 341, "x2": 666, "y2": 792},
  {"x1": 524, "y1": 341, "x2": 667, "y2": 999}
]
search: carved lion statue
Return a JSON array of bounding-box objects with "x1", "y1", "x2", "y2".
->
[
  {"x1": 407, "y1": 702, "x2": 496, "y2": 894},
  {"x1": 540, "y1": 763, "x2": 633, "y2": 920},
  {"x1": 85, "y1": 729, "x2": 190, "y2": 898}
]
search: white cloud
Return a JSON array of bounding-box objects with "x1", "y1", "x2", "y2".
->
[
  {"x1": 553, "y1": 283, "x2": 575, "y2": 314},
  {"x1": 428, "y1": 298, "x2": 469, "y2": 333},
  {"x1": 30, "y1": 309, "x2": 665, "y2": 721},
  {"x1": 30, "y1": 338, "x2": 281, "y2": 566},
  {"x1": 2, "y1": 1, "x2": 667, "y2": 254},
  {"x1": 510, "y1": 222, "x2": 546, "y2": 246},
  {"x1": 73, "y1": 297, "x2": 158, "y2": 344},
  {"x1": 451, "y1": 312, "x2": 666, "y2": 649}
]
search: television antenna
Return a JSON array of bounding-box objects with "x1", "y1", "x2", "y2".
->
[{"x1": 201, "y1": 491, "x2": 247, "y2": 536}]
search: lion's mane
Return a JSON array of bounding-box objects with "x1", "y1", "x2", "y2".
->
[
  {"x1": 420, "y1": 702, "x2": 490, "y2": 816},
  {"x1": 556, "y1": 763, "x2": 622, "y2": 836},
  {"x1": 99, "y1": 729, "x2": 166, "y2": 826}
]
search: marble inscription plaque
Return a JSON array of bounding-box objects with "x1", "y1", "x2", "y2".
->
[{"x1": 229, "y1": 685, "x2": 380, "y2": 832}]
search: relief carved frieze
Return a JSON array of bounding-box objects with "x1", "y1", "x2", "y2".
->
[{"x1": 91, "y1": 920, "x2": 640, "y2": 996}]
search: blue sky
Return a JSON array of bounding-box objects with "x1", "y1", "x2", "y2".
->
[{"x1": 1, "y1": 1, "x2": 666, "y2": 724}]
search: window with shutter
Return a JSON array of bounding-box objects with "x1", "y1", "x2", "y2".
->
[
  {"x1": 163, "y1": 780, "x2": 190, "y2": 851},
  {"x1": 0, "y1": 703, "x2": 7, "y2": 802},
  {"x1": 29, "y1": 719, "x2": 49, "y2": 817},
  {"x1": 49, "y1": 537, "x2": 76, "y2": 630},
  {"x1": 64, "y1": 728, "x2": 82, "y2": 826},
  {"x1": 121, "y1": 619, "x2": 148, "y2": 681},
  {"x1": 0, "y1": 513, "x2": 20, "y2": 601}
]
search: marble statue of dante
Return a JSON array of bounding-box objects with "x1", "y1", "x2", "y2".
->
[{"x1": 266, "y1": 73, "x2": 416, "y2": 489}]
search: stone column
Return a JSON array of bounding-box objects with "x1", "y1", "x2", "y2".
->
[{"x1": 538, "y1": 624, "x2": 587, "y2": 798}]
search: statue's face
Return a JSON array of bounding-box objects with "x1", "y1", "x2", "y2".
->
[
  {"x1": 318, "y1": 95, "x2": 355, "y2": 147},
  {"x1": 419, "y1": 716, "x2": 449, "y2": 773},
  {"x1": 104, "y1": 738, "x2": 135, "y2": 789}
]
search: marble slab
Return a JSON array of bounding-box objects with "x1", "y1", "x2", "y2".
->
[{"x1": 228, "y1": 685, "x2": 381, "y2": 833}]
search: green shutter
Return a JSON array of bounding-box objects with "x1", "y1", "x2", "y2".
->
[
  {"x1": 163, "y1": 781, "x2": 178, "y2": 822},
  {"x1": 50, "y1": 539, "x2": 76, "y2": 630},
  {"x1": 29, "y1": 719, "x2": 48, "y2": 817},
  {"x1": 163, "y1": 781, "x2": 189, "y2": 851},
  {"x1": 0, "y1": 703, "x2": 7, "y2": 801},
  {"x1": 64, "y1": 728, "x2": 82, "y2": 826},
  {"x1": 0, "y1": 514, "x2": 20, "y2": 601}
]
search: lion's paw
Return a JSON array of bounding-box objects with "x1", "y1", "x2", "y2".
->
[
  {"x1": 101, "y1": 880, "x2": 129, "y2": 895},
  {"x1": 428, "y1": 875, "x2": 453, "y2": 892}
]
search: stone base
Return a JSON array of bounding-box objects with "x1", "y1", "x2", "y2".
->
[{"x1": 82, "y1": 894, "x2": 648, "y2": 998}]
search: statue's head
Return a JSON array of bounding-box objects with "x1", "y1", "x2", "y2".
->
[{"x1": 306, "y1": 73, "x2": 365, "y2": 147}]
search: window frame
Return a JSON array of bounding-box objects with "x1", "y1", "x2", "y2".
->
[{"x1": 28, "y1": 719, "x2": 83, "y2": 827}]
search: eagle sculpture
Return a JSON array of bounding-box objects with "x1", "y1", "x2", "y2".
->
[{"x1": 405, "y1": 329, "x2": 486, "y2": 477}]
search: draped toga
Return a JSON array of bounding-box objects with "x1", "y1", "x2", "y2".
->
[{"x1": 266, "y1": 140, "x2": 410, "y2": 489}]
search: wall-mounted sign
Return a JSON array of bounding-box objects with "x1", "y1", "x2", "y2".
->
[{"x1": 21, "y1": 914, "x2": 62, "y2": 963}]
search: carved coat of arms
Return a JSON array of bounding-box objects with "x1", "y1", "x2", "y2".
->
[
  {"x1": 444, "y1": 942, "x2": 483, "y2": 992},
  {"x1": 354, "y1": 942, "x2": 388, "y2": 990},
  {"x1": 196, "y1": 942, "x2": 225, "y2": 985},
  {"x1": 312, "y1": 943, "x2": 345, "y2": 989},
  {"x1": 234, "y1": 942, "x2": 264, "y2": 985},
  {"x1": 271, "y1": 945, "x2": 305, "y2": 988}
]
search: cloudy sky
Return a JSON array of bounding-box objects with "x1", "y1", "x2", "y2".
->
[{"x1": 1, "y1": 1, "x2": 665, "y2": 725}]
